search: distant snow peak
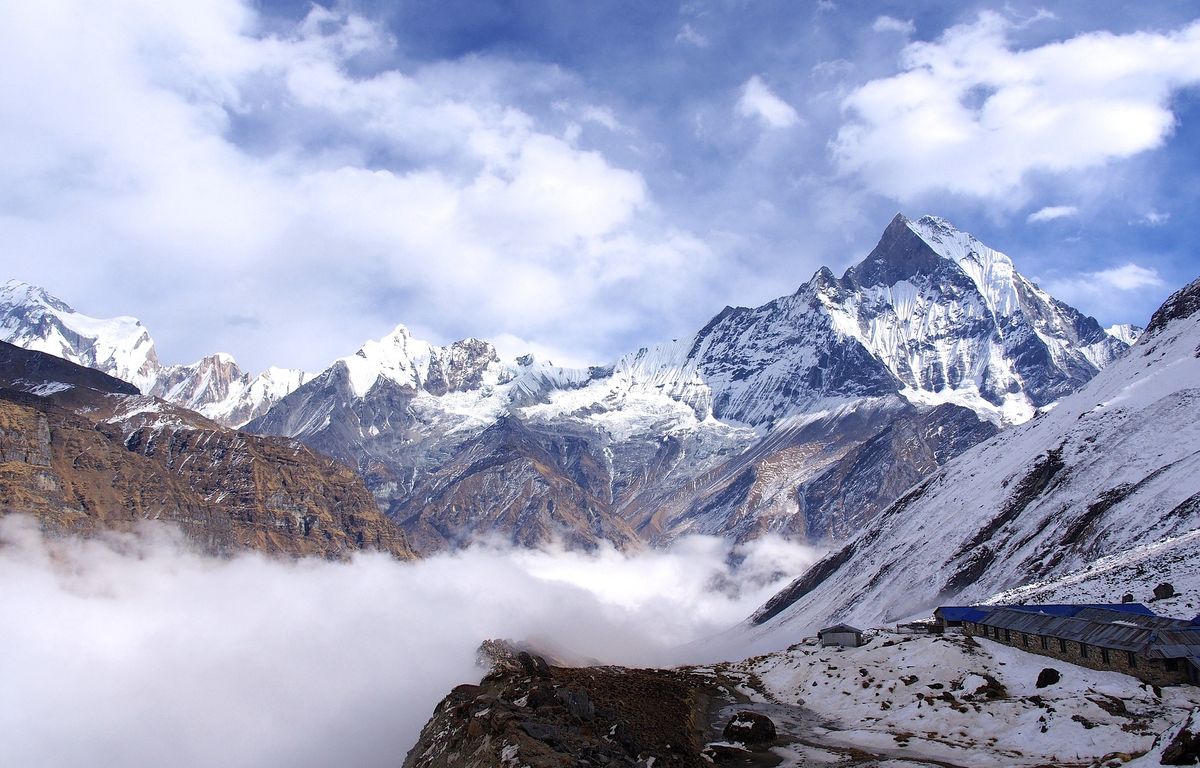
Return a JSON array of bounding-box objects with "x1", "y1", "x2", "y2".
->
[
  {"x1": 1106, "y1": 323, "x2": 1142, "y2": 346},
  {"x1": 0, "y1": 280, "x2": 310, "y2": 427},
  {"x1": 0, "y1": 279, "x2": 159, "y2": 393}
]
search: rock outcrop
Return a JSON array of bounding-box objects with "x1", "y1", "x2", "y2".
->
[
  {"x1": 0, "y1": 341, "x2": 413, "y2": 559},
  {"x1": 403, "y1": 648, "x2": 716, "y2": 768}
]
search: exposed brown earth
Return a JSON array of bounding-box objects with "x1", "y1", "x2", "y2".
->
[{"x1": 0, "y1": 341, "x2": 414, "y2": 559}]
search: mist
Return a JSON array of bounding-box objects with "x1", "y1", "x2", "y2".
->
[{"x1": 0, "y1": 515, "x2": 820, "y2": 768}]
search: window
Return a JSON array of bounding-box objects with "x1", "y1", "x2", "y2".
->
[
  {"x1": 1101, "y1": 648, "x2": 1110, "y2": 664},
  {"x1": 1166, "y1": 658, "x2": 1178, "y2": 671},
  {"x1": 1059, "y1": 638, "x2": 1068, "y2": 653},
  {"x1": 1040, "y1": 636, "x2": 1049, "y2": 650},
  {"x1": 1128, "y1": 652, "x2": 1137, "y2": 668},
  {"x1": 1080, "y1": 643, "x2": 1089, "y2": 659},
  {"x1": 1004, "y1": 629, "x2": 1011, "y2": 642},
  {"x1": 1022, "y1": 633, "x2": 1029, "y2": 647}
]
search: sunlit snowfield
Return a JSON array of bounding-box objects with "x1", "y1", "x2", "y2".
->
[{"x1": 0, "y1": 515, "x2": 819, "y2": 768}]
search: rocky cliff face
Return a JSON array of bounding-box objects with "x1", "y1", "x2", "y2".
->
[{"x1": 0, "y1": 341, "x2": 413, "y2": 559}]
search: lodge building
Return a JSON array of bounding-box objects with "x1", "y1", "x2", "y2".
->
[{"x1": 935, "y1": 604, "x2": 1200, "y2": 687}]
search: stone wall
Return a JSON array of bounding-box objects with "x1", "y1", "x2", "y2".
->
[{"x1": 963, "y1": 621, "x2": 1190, "y2": 687}]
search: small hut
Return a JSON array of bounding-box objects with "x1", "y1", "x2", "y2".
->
[{"x1": 818, "y1": 623, "x2": 864, "y2": 647}]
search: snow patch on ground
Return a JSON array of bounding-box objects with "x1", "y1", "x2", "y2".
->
[{"x1": 704, "y1": 633, "x2": 1200, "y2": 767}]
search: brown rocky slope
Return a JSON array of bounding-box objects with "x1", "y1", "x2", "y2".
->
[{"x1": 0, "y1": 341, "x2": 413, "y2": 559}]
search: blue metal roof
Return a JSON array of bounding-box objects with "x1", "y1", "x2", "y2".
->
[{"x1": 935, "y1": 606, "x2": 990, "y2": 623}]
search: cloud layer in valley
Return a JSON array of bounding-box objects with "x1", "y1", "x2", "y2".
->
[{"x1": 0, "y1": 516, "x2": 820, "y2": 768}]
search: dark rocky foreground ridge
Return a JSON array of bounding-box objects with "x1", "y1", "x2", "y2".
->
[
  {"x1": 404, "y1": 642, "x2": 797, "y2": 768},
  {"x1": 0, "y1": 341, "x2": 414, "y2": 559},
  {"x1": 403, "y1": 650, "x2": 717, "y2": 768}
]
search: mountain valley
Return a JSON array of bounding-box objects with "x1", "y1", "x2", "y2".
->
[{"x1": 1, "y1": 214, "x2": 1139, "y2": 557}]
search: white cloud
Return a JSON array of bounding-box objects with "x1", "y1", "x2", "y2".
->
[
  {"x1": 872, "y1": 16, "x2": 914, "y2": 35},
  {"x1": 0, "y1": 1, "x2": 716, "y2": 373},
  {"x1": 834, "y1": 13, "x2": 1200, "y2": 203},
  {"x1": 811, "y1": 59, "x2": 854, "y2": 80},
  {"x1": 736, "y1": 75, "x2": 802, "y2": 129},
  {"x1": 816, "y1": 0, "x2": 837, "y2": 13},
  {"x1": 1142, "y1": 210, "x2": 1171, "y2": 225},
  {"x1": 1093, "y1": 263, "x2": 1165, "y2": 291},
  {"x1": 676, "y1": 23, "x2": 709, "y2": 47},
  {"x1": 1042, "y1": 262, "x2": 1166, "y2": 311},
  {"x1": 0, "y1": 516, "x2": 821, "y2": 767},
  {"x1": 1027, "y1": 205, "x2": 1079, "y2": 223}
]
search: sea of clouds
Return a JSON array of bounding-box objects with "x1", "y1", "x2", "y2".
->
[{"x1": 0, "y1": 515, "x2": 820, "y2": 767}]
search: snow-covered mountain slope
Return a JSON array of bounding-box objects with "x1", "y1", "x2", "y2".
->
[
  {"x1": 829, "y1": 214, "x2": 1126, "y2": 422},
  {"x1": 246, "y1": 213, "x2": 1128, "y2": 553},
  {"x1": 738, "y1": 274, "x2": 1200, "y2": 651},
  {"x1": 983, "y1": 529, "x2": 1200, "y2": 619},
  {"x1": 0, "y1": 280, "x2": 312, "y2": 426}
]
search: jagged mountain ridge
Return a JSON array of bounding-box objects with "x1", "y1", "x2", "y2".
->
[
  {"x1": 735, "y1": 274, "x2": 1200, "y2": 654},
  {"x1": 244, "y1": 214, "x2": 1132, "y2": 552},
  {"x1": 0, "y1": 341, "x2": 414, "y2": 559},
  {"x1": 2, "y1": 215, "x2": 1137, "y2": 554},
  {"x1": 0, "y1": 280, "x2": 313, "y2": 426}
]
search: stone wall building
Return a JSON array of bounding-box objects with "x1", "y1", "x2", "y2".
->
[{"x1": 961, "y1": 606, "x2": 1200, "y2": 687}]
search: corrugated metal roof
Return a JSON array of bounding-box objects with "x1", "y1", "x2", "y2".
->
[
  {"x1": 1007, "y1": 603, "x2": 1155, "y2": 618},
  {"x1": 980, "y1": 608, "x2": 1153, "y2": 651},
  {"x1": 819, "y1": 624, "x2": 863, "y2": 635},
  {"x1": 1143, "y1": 629, "x2": 1200, "y2": 660},
  {"x1": 981, "y1": 610, "x2": 1200, "y2": 659},
  {"x1": 1072, "y1": 608, "x2": 1191, "y2": 628}
]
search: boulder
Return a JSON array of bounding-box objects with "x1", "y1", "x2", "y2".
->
[
  {"x1": 1154, "y1": 582, "x2": 1176, "y2": 600},
  {"x1": 1036, "y1": 668, "x2": 1061, "y2": 689},
  {"x1": 722, "y1": 711, "x2": 777, "y2": 745},
  {"x1": 517, "y1": 652, "x2": 551, "y2": 679}
]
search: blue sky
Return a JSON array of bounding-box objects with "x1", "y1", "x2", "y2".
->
[{"x1": 2, "y1": 0, "x2": 1199, "y2": 371}]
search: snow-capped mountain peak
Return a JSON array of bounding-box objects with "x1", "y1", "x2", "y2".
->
[
  {"x1": 0, "y1": 279, "x2": 160, "y2": 393},
  {"x1": 339, "y1": 325, "x2": 505, "y2": 398},
  {"x1": 907, "y1": 214, "x2": 1022, "y2": 318},
  {"x1": 1105, "y1": 323, "x2": 1143, "y2": 345},
  {"x1": 0, "y1": 281, "x2": 311, "y2": 427},
  {"x1": 345, "y1": 324, "x2": 434, "y2": 397},
  {"x1": 740, "y1": 274, "x2": 1200, "y2": 647}
]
